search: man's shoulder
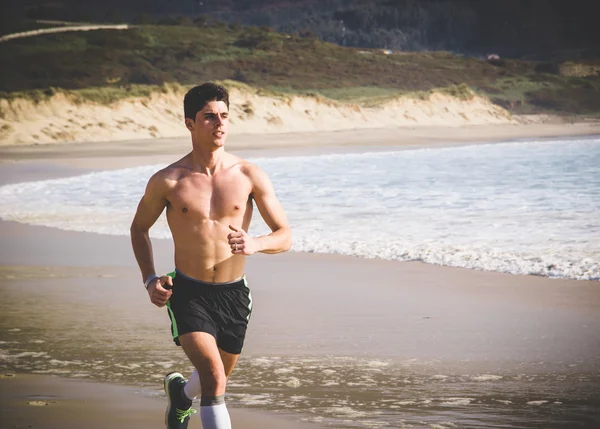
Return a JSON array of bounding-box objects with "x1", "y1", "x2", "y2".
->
[
  {"x1": 234, "y1": 159, "x2": 272, "y2": 189},
  {"x1": 148, "y1": 157, "x2": 190, "y2": 188},
  {"x1": 229, "y1": 155, "x2": 260, "y2": 174},
  {"x1": 224, "y1": 153, "x2": 259, "y2": 175}
]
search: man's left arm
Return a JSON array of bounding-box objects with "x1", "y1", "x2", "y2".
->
[{"x1": 228, "y1": 165, "x2": 292, "y2": 255}]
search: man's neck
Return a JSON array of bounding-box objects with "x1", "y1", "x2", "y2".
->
[{"x1": 190, "y1": 145, "x2": 226, "y2": 176}]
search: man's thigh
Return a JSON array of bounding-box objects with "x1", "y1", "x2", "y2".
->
[{"x1": 218, "y1": 348, "x2": 241, "y2": 379}]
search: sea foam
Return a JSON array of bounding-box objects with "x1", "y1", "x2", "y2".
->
[{"x1": 1, "y1": 138, "x2": 598, "y2": 280}]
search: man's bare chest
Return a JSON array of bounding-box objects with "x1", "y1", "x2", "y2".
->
[{"x1": 167, "y1": 175, "x2": 252, "y2": 220}]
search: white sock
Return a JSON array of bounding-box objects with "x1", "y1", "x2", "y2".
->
[
  {"x1": 183, "y1": 369, "x2": 201, "y2": 400},
  {"x1": 200, "y1": 397, "x2": 231, "y2": 429}
]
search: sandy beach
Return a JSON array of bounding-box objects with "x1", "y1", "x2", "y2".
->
[
  {"x1": 1, "y1": 373, "x2": 318, "y2": 429},
  {"x1": 1, "y1": 123, "x2": 600, "y2": 429},
  {"x1": 2, "y1": 121, "x2": 600, "y2": 162}
]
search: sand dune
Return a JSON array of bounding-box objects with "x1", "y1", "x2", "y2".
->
[{"x1": 0, "y1": 84, "x2": 514, "y2": 145}]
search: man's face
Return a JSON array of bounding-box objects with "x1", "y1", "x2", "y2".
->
[{"x1": 187, "y1": 100, "x2": 229, "y2": 147}]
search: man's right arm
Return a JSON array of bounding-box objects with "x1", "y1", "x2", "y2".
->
[{"x1": 130, "y1": 171, "x2": 173, "y2": 306}]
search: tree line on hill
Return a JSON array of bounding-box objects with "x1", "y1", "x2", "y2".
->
[
  {"x1": 211, "y1": 0, "x2": 600, "y2": 60},
  {"x1": 3, "y1": 0, "x2": 600, "y2": 60}
]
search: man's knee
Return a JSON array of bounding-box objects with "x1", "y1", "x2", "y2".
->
[{"x1": 199, "y1": 366, "x2": 227, "y2": 394}]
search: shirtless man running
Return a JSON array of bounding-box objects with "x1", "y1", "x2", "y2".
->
[{"x1": 130, "y1": 83, "x2": 292, "y2": 429}]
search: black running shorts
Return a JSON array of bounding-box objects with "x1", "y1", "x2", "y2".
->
[{"x1": 165, "y1": 270, "x2": 253, "y2": 355}]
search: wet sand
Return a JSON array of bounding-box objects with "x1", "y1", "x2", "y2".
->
[
  {"x1": 1, "y1": 223, "x2": 599, "y2": 428},
  {"x1": 1, "y1": 221, "x2": 598, "y2": 368},
  {"x1": 1, "y1": 124, "x2": 600, "y2": 428},
  {"x1": 1, "y1": 374, "x2": 318, "y2": 429}
]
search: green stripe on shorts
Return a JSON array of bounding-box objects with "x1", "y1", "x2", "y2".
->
[
  {"x1": 166, "y1": 301, "x2": 178, "y2": 340},
  {"x1": 166, "y1": 270, "x2": 178, "y2": 340}
]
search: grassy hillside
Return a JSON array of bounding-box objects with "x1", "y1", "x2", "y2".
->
[
  {"x1": 1, "y1": 23, "x2": 600, "y2": 116},
  {"x1": 7, "y1": 1, "x2": 600, "y2": 58}
]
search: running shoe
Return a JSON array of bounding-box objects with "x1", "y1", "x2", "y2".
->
[{"x1": 164, "y1": 372, "x2": 196, "y2": 429}]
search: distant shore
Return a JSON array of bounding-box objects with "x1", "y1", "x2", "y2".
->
[{"x1": 1, "y1": 121, "x2": 599, "y2": 166}]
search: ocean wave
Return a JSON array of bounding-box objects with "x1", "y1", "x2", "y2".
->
[
  {"x1": 1, "y1": 138, "x2": 599, "y2": 281},
  {"x1": 292, "y1": 238, "x2": 600, "y2": 280}
]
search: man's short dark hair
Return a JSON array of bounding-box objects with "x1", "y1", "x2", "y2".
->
[{"x1": 184, "y1": 83, "x2": 230, "y2": 120}]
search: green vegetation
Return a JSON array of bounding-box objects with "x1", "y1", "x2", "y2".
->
[
  {"x1": 9, "y1": 1, "x2": 599, "y2": 59},
  {"x1": 0, "y1": 83, "x2": 185, "y2": 106},
  {"x1": 71, "y1": 82, "x2": 183, "y2": 104},
  {"x1": 1, "y1": 24, "x2": 599, "y2": 115}
]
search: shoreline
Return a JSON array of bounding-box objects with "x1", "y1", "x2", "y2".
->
[
  {"x1": 0, "y1": 122, "x2": 598, "y2": 187},
  {"x1": 1, "y1": 123, "x2": 598, "y2": 282},
  {"x1": 2, "y1": 219, "x2": 599, "y2": 365}
]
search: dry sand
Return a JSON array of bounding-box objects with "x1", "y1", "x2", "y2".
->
[
  {"x1": 1, "y1": 124, "x2": 599, "y2": 428},
  {"x1": 0, "y1": 85, "x2": 516, "y2": 145},
  {"x1": 1, "y1": 121, "x2": 599, "y2": 171}
]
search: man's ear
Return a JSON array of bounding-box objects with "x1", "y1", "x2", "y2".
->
[{"x1": 185, "y1": 119, "x2": 193, "y2": 130}]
